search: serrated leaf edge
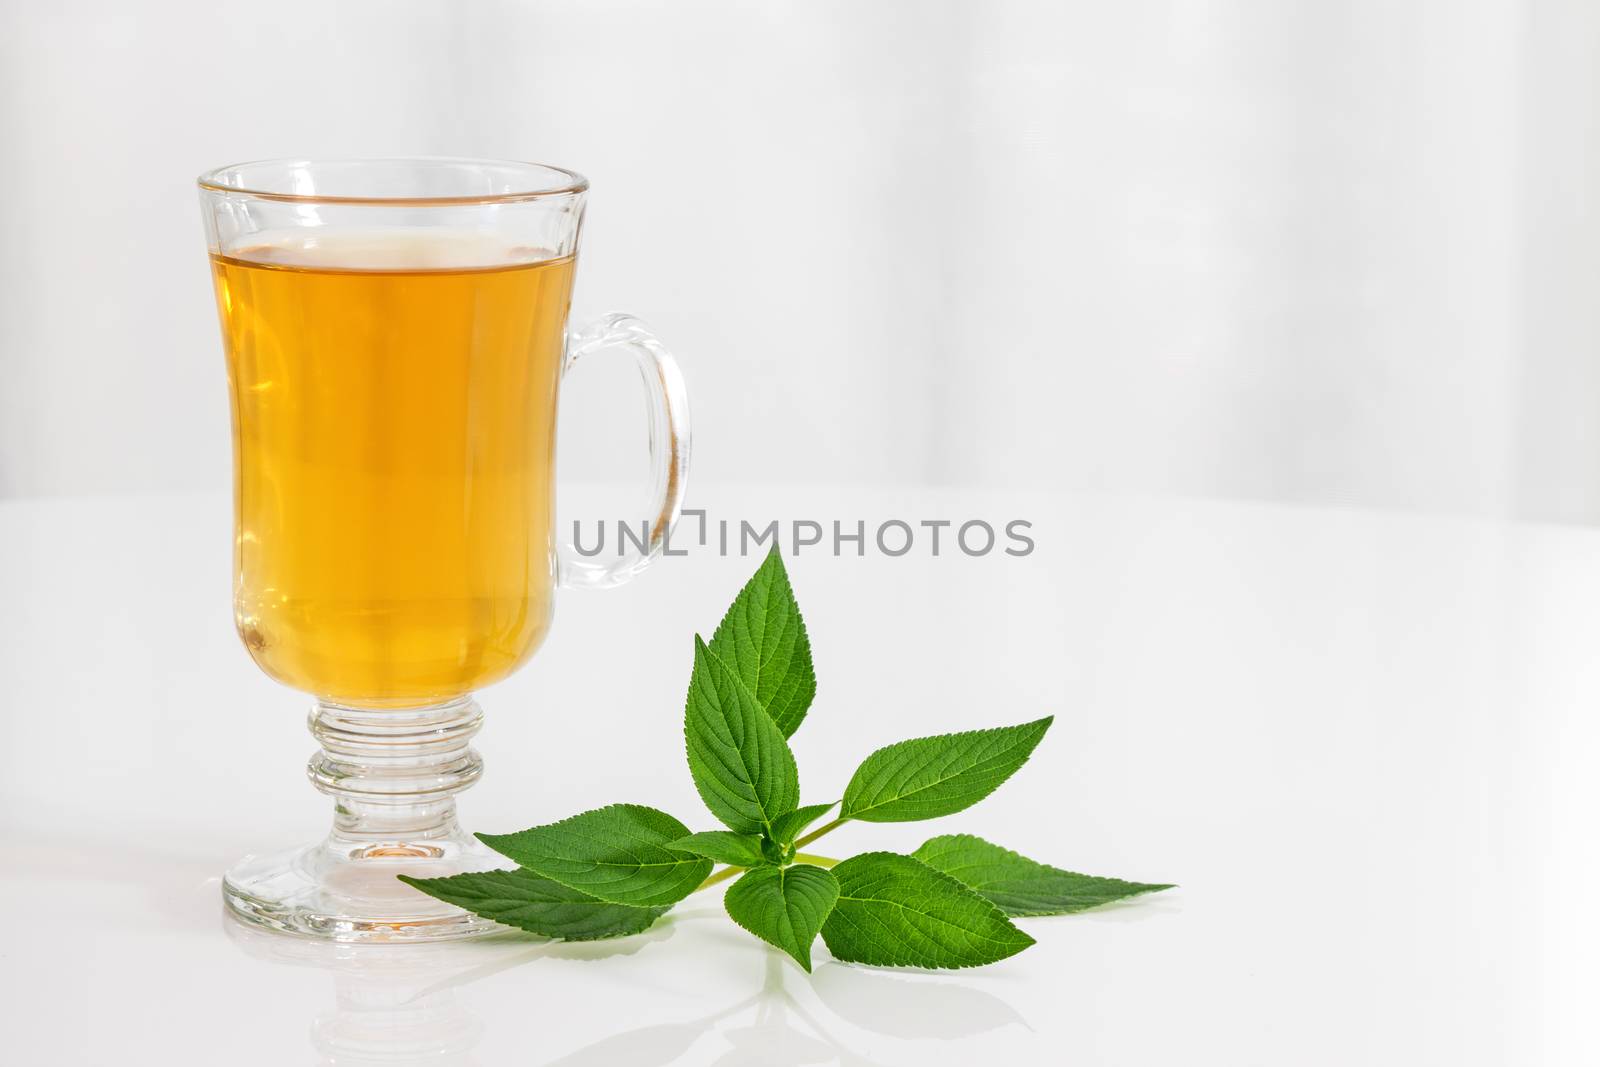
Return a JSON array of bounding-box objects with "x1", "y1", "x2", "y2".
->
[
  {"x1": 683, "y1": 636, "x2": 801, "y2": 837},
  {"x1": 913, "y1": 833, "x2": 1176, "y2": 915},
  {"x1": 665, "y1": 831, "x2": 770, "y2": 867},
  {"x1": 770, "y1": 801, "x2": 839, "y2": 847},
  {"x1": 822, "y1": 851, "x2": 1035, "y2": 970},
  {"x1": 473, "y1": 802, "x2": 710, "y2": 906},
  {"x1": 840, "y1": 716, "x2": 1054, "y2": 823},
  {"x1": 723, "y1": 863, "x2": 840, "y2": 972},
  {"x1": 396, "y1": 871, "x2": 668, "y2": 942},
  {"x1": 707, "y1": 546, "x2": 817, "y2": 737}
]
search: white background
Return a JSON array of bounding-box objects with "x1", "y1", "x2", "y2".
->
[{"x1": 5, "y1": 0, "x2": 1599, "y2": 521}]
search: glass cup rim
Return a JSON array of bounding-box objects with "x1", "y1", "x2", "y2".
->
[{"x1": 196, "y1": 156, "x2": 590, "y2": 206}]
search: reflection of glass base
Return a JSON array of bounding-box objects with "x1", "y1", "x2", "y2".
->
[
  {"x1": 225, "y1": 695, "x2": 509, "y2": 942},
  {"x1": 224, "y1": 833, "x2": 506, "y2": 943},
  {"x1": 223, "y1": 913, "x2": 508, "y2": 1064}
]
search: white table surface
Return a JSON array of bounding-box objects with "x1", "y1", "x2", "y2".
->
[{"x1": 1, "y1": 484, "x2": 1594, "y2": 1065}]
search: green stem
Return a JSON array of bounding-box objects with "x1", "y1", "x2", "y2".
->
[
  {"x1": 692, "y1": 818, "x2": 849, "y2": 893},
  {"x1": 793, "y1": 818, "x2": 846, "y2": 850},
  {"x1": 693, "y1": 865, "x2": 744, "y2": 893}
]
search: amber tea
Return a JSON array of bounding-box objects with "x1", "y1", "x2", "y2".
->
[{"x1": 211, "y1": 231, "x2": 575, "y2": 707}]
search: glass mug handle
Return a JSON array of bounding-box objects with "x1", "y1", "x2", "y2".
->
[{"x1": 557, "y1": 312, "x2": 691, "y2": 589}]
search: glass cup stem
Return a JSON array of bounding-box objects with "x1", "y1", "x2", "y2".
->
[
  {"x1": 223, "y1": 696, "x2": 506, "y2": 941},
  {"x1": 310, "y1": 698, "x2": 484, "y2": 853}
]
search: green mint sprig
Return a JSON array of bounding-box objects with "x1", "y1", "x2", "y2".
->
[{"x1": 401, "y1": 549, "x2": 1172, "y2": 970}]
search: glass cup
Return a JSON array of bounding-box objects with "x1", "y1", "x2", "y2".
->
[{"x1": 198, "y1": 158, "x2": 689, "y2": 941}]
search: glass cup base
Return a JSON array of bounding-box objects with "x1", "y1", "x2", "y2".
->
[
  {"x1": 224, "y1": 695, "x2": 507, "y2": 943},
  {"x1": 223, "y1": 830, "x2": 506, "y2": 943}
]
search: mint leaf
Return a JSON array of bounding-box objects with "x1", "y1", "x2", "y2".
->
[
  {"x1": 820, "y1": 852, "x2": 1034, "y2": 969},
  {"x1": 398, "y1": 868, "x2": 666, "y2": 940},
  {"x1": 724, "y1": 863, "x2": 840, "y2": 971},
  {"x1": 667, "y1": 831, "x2": 768, "y2": 868},
  {"x1": 476, "y1": 804, "x2": 711, "y2": 907},
  {"x1": 913, "y1": 834, "x2": 1174, "y2": 915},
  {"x1": 708, "y1": 547, "x2": 816, "y2": 736},
  {"x1": 839, "y1": 717, "x2": 1052, "y2": 823},
  {"x1": 684, "y1": 636, "x2": 800, "y2": 835},
  {"x1": 770, "y1": 801, "x2": 838, "y2": 847},
  {"x1": 395, "y1": 555, "x2": 1172, "y2": 973}
]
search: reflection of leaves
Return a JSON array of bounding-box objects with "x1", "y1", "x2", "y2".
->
[
  {"x1": 540, "y1": 918, "x2": 678, "y2": 961},
  {"x1": 540, "y1": 1023, "x2": 706, "y2": 1067},
  {"x1": 410, "y1": 921, "x2": 676, "y2": 1003},
  {"x1": 531, "y1": 926, "x2": 1026, "y2": 1067},
  {"x1": 810, "y1": 962, "x2": 1028, "y2": 1040},
  {"x1": 833, "y1": 1052, "x2": 897, "y2": 1067},
  {"x1": 704, "y1": 955, "x2": 840, "y2": 1067},
  {"x1": 709, "y1": 1024, "x2": 836, "y2": 1067}
]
